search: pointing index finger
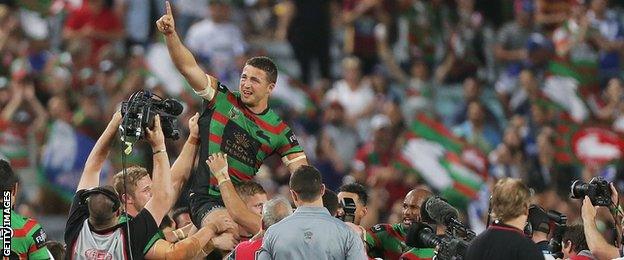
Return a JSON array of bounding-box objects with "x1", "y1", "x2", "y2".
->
[{"x1": 166, "y1": 1, "x2": 172, "y2": 16}]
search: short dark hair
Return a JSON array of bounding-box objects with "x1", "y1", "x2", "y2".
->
[
  {"x1": 235, "y1": 181, "x2": 266, "y2": 199},
  {"x1": 322, "y1": 189, "x2": 339, "y2": 216},
  {"x1": 43, "y1": 241, "x2": 66, "y2": 260},
  {"x1": 87, "y1": 186, "x2": 119, "y2": 226},
  {"x1": 339, "y1": 183, "x2": 368, "y2": 206},
  {"x1": 289, "y1": 165, "x2": 323, "y2": 202},
  {"x1": 0, "y1": 160, "x2": 18, "y2": 191},
  {"x1": 562, "y1": 224, "x2": 588, "y2": 253},
  {"x1": 246, "y1": 56, "x2": 278, "y2": 83}
]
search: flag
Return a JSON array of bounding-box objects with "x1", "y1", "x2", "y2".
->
[{"x1": 395, "y1": 114, "x2": 485, "y2": 210}]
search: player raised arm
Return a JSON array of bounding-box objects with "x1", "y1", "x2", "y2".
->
[{"x1": 156, "y1": 1, "x2": 217, "y2": 100}]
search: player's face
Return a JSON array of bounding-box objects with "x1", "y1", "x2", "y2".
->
[
  {"x1": 239, "y1": 65, "x2": 274, "y2": 110},
  {"x1": 131, "y1": 176, "x2": 153, "y2": 212},
  {"x1": 402, "y1": 192, "x2": 426, "y2": 228},
  {"x1": 245, "y1": 193, "x2": 268, "y2": 215},
  {"x1": 337, "y1": 192, "x2": 367, "y2": 225}
]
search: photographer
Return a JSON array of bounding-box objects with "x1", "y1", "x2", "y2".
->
[
  {"x1": 465, "y1": 178, "x2": 544, "y2": 260},
  {"x1": 337, "y1": 183, "x2": 368, "y2": 225},
  {"x1": 581, "y1": 190, "x2": 621, "y2": 260},
  {"x1": 64, "y1": 113, "x2": 175, "y2": 259},
  {"x1": 529, "y1": 205, "x2": 553, "y2": 254},
  {"x1": 562, "y1": 224, "x2": 595, "y2": 260}
]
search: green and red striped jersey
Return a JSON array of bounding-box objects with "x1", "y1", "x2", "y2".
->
[
  {"x1": 9, "y1": 210, "x2": 51, "y2": 259},
  {"x1": 400, "y1": 248, "x2": 435, "y2": 260},
  {"x1": 193, "y1": 82, "x2": 304, "y2": 199},
  {"x1": 365, "y1": 223, "x2": 409, "y2": 259}
]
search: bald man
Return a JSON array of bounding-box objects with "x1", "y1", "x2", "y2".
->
[{"x1": 364, "y1": 188, "x2": 434, "y2": 259}]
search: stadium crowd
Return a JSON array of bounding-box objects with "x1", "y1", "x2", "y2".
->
[{"x1": 2, "y1": 0, "x2": 624, "y2": 258}]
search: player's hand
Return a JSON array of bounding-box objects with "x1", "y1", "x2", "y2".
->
[
  {"x1": 156, "y1": 1, "x2": 176, "y2": 35},
  {"x1": 207, "y1": 215, "x2": 237, "y2": 234},
  {"x1": 189, "y1": 112, "x2": 199, "y2": 139},
  {"x1": 146, "y1": 114, "x2": 166, "y2": 149},
  {"x1": 207, "y1": 153, "x2": 229, "y2": 183},
  {"x1": 211, "y1": 232, "x2": 239, "y2": 251}
]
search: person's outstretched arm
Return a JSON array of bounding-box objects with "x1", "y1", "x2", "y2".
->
[
  {"x1": 143, "y1": 115, "x2": 175, "y2": 226},
  {"x1": 155, "y1": 1, "x2": 216, "y2": 100},
  {"x1": 76, "y1": 111, "x2": 122, "y2": 191}
]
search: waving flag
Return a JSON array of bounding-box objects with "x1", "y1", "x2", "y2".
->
[{"x1": 395, "y1": 114, "x2": 485, "y2": 210}]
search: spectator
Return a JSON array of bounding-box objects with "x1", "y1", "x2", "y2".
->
[
  {"x1": 453, "y1": 100, "x2": 502, "y2": 153},
  {"x1": 494, "y1": 2, "x2": 533, "y2": 116},
  {"x1": 275, "y1": 0, "x2": 332, "y2": 85},
  {"x1": 185, "y1": 0, "x2": 247, "y2": 87},
  {"x1": 258, "y1": 165, "x2": 367, "y2": 259},
  {"x1": 63, "y1": 0, "x2": 123, "y2": 63},
  {"x1": 228, "y1": 197, "x2": 294, "y2": 260},
  {"x1": 562, "y1": 224, "x2": 595, "y2": 260},
  {"x1": 465, "y1": 178, "x2": 544, "y2": 260},
  {"x1": 317, "y1": 101, "x2": 360, "y2": 176},
  {"x1": 587, "y1": 0, "x2": 624, "y2": 85},
  {"x1": 324, "y1": 56, "x2": 375, "y2": 139}
]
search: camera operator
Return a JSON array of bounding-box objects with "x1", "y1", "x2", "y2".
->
[
  {"x1": 64, "y1": 113, "x2": 176, "y2": 259},
  {"x1": 529, "y1": 205, "x2": 553, "y2": 254},
  {"x1": 562, "y1": 224, "x2": 595, "y2": 260},
  {"x1": 581, "y1": 184, "x2": 622, "y2": 260},
  {"x1": 465, "y1": 178, "x2": 544, "y2": 260},
  {"x1": 365, "y1": 188, "x2": 434, "y2": 259}
]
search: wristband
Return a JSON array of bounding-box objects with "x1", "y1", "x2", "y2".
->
[
  {"x1": 218, "y1": 178, "x2": 231, "y2": 186},
  {"x1": 153, "y1": 149, "x2": 166, "y2": 156},
  {"x1": 188, "y1": 137, "x2": 200, "y2": 145}
]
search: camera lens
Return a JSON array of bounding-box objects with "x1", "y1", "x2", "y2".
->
[{"x1": 570, "y1": 180, "x2": 589, "y2": 199}]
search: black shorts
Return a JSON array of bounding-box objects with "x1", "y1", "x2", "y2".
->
[{"x1": 189, "y1": 193, "x2": 225, "y2": 228}]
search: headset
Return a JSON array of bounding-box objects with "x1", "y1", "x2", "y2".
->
[{"x1": 80, "y1": 186, "x2": 121, "y2": 213}]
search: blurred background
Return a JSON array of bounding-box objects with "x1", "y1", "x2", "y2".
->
[{"x1": 1, "y1": 0, "x2": 624, "y2": 242}]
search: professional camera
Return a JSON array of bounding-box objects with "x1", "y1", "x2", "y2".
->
[
  {"x1": 547, "y1": 210, "x2": 567, "y2": 259},
  {"x1": 120, "y1": 90, "x2": 182, "y2": 141},
  {"x1": 422, "y1": 196, "x2": 476, "y2": 241},
  {"x1": 570, "y1": 177, "x2": 612, "y2": 207},
  {"x1": 338, "y1": 197, "x2": 356, "y2": 223},
  {"x1": 406, "y1": 222, "x2": 469, "y2": 260}
]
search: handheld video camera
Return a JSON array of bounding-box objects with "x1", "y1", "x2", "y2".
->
[
  {"x1": 120, "y1": 90, "x2": 182, "y2": 141},
  {"x1": 570, "y1": 177, "x2": 612, "y2": 207},
  {"x1": 339, "y1": 197, "x2": 357, "y2": 223}
]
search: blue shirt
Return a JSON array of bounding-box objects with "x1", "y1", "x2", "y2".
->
[{"x1": 258, "y1": 206, "x2": 367, "y2": 260}]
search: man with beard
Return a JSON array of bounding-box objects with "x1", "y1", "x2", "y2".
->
[{"x1": 365, "y1": 188, "x2": 434, "y2": 259}]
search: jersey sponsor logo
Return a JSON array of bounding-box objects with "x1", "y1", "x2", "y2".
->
[
  {"x1": 228, "y1": 107, "x2": 241, "y2": 119},
  {"x1": 32, "y1": 228, "x2": 47, "y2": 249},
  {"x1": 286, "y1": 130, "x2": 299, "y2": 146},
  {"x1": 371, "y1": 224, "x2": 384, "y2": 233},
  {"x1": 85, "y1": 248, "x2": 113, "y2": 260},
  {"x1": 222, "y1": 122, "x2": 260, "y2": 167},
  {"x1": 303, "y1": 231, "x2": 313, "y2": 243}
]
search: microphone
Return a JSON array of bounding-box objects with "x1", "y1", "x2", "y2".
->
[
  {"x1": 161, "y1": 99, "x2": 183, "y2": 116},
  {"x1": 406, "y1": 222, "x2": 442, "y2": 249},
  {"x1": 425, "y1": 196, "x2": 476, "y2": 240}
]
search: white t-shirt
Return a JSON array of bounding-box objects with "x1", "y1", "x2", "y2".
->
[
  {"x1": 185, "y1": 19, "x2": 246, "y2": 82},
  {"x1": 324, "y1": 79, "x2": 374, "y2": 118}
]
